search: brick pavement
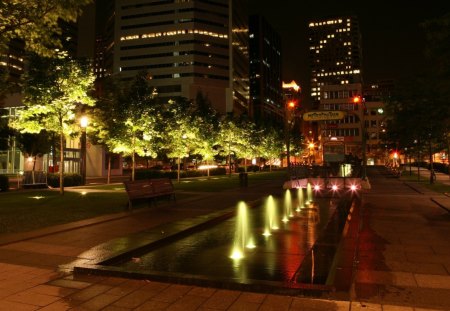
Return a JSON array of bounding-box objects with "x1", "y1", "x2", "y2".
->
[{"x1": 1, "y1": 168, "x2": 449, "y2": 310}]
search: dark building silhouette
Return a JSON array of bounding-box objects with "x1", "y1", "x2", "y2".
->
[{"x1": 248, "y1": 15, "x2": 283, "y2": 128}]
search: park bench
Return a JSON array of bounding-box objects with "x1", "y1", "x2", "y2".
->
[
  {"x1": 123, "y1": 178, "x2": 176, "y2": 210},
  {"x1": 22, "y1": 171, "x2": 48, "y2": 189}
]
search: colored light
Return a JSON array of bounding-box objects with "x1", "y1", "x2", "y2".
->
[{"x1": 353, "y1": 96, "x2": 361, "y2": 103}]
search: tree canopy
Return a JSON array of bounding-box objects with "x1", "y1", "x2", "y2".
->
[
  {"x1": 11, "y1": 54, "x2": 95, "y2": 193},
  {"x1": 0, "y1": 0, "x2": 92, "y2": 57}
]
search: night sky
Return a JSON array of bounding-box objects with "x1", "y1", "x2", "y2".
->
[{"x1": 248, "y1": 1, "x2": 450, "y2": 92}]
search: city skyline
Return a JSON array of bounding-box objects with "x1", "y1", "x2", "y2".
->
[{"x1": 248, "y1": 1, "x2": 450, "y2": 90}]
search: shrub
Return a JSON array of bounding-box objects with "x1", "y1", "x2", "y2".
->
[
  {"x1": 209, "y1": 167, "x2": 226, "y2": 176},
  {"x1": 0, "y1": 175, "x2": 9, "y2": 192},
  {"x1": 47, "y1": 173, "x2": 83, "y2": 187}
]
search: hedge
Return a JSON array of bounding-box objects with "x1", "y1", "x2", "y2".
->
[{"x1": 0, "y1": 175, "x2": 9, "y2": 192}]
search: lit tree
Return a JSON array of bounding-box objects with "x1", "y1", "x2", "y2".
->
[
  {"x1": 94, "y1": 71, "x2": 159, "y2": 182},
  {"x1": 160, "y1": 98, "x2": 201, "y2": 183},
  {"x1": 11, "y1": 54, "x2": 95, "y2": 194},
  {"x1": 191, "y1": 91, "x2": 219, "y2": 177},
  {"x1": 235, "y1": 118, "x2": 259, "y2": 172},
  {"x1": 0, "y1": 0, "x2": 92, "y2": 57},
  {"x1": 191, "y1": 115, "x2": 218, "y2": 178},
  {"x1": 217, "y1": 115, "x2": 249, "y2": 176},
  {"x1": 259, "y1": 127, "x2": 284, "y2": 171}
]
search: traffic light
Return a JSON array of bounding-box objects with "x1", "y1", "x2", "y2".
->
[
  {"x1": 352, "y1": 95, "x2": 362, "y2": 104},
  {"x1": 287, "y1": 100, "x2": 296, "y2": 109}
]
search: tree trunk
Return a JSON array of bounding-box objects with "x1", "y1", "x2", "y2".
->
[
  {"x1": 107, "y1": 153, "x2": 111, "y2": 184},
  {"x1": 177, "y1": 156, "x2": 181, "y2": 183},
  {"x1": 131, "y1": 151, "x2": 135, "y2": 181},
  {"x1": 59, "y1": 132, "x2": 64, "y2": 195},
  {"x1": 131, "y1": 136, "x2": 136, "y2": 181},
  {"x1": 228, "y1": 142, "x2": 231, "y2": 177},
  {"x1": 31, "y1": 155, "x2": 37, "y2": 184}
]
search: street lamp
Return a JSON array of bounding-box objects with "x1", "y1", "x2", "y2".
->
[
  {"x1": 282, "y1": 80, "x2": 301, "y2": 176},
  {"x1": 353, "y1": 95, "x2": 367, "y2": 180},
  {"x1": 80, "y1": 116, "x2": 88, "y2": 185},
  {"x1": 285, "y1": 100, "x2": 297, "y2": 174}
]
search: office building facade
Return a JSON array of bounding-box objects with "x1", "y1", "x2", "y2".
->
[
  {"x1": 308, "y1": 16, "x2": 363, "y2": 109},
  {"x1": 98, "y1": 0, "x2": 249, "y2": 115}
]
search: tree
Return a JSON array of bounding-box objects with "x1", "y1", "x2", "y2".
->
[
  {"x1": 217, "y1": 115, "x2": 249, "y2": 176},
  {"x1": 15, "y1": 131, "x2": 53, "y2": 183},
  {"x1": 192, "y1": 117, "x2": 219, "y2": 178},
  {"x1": 160, "y1": 98, "x2": 202, "y2": 183},
  {"x1": 259, "y1": 127, "x2": 284, "y2": 171},
  {"x1": 191, "y1": 91, "x2": 220, "y2": 177},
  {"x1": 0, "y1": 0, "x2": 92, "y2": 57},
  {"x1": 11, "y1": 54, "x2": 95, "y2": 194},
  {"x1": 235, "y1": 117, "x2": 259, "y2": 172},
  {"x1": 422, "y1": 13, "x2": 450, "y2": 166},
  {"x1": 92, "y1": 71, "x2": 159, "y2": 182},
  {"x1": 0, "y1": 109, "x2": 13, "y2": 151}
]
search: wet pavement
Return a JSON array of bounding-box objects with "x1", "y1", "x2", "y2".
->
[{"x1": 0, "y1": 167, "x2": 449, "y2": 310}]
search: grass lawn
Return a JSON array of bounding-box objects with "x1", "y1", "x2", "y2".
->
[
  {"x1": 0, "y1": 170, "x2": 287, "y2": 234},
  {"x1": 0, "y1": 190, "x2": 129, "y2": 234},
  {"x1": 400, "y1": 171, "x2": 450, "y2": 194}
]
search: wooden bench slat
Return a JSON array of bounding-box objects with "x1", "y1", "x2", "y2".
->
[{"x1": 123, "y1": 178, "x2": 175, "y2": 210}]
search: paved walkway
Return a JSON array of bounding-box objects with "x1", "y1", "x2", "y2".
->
[{"x1": 0, "y1": 168, "x2": 449, "y2": 310}]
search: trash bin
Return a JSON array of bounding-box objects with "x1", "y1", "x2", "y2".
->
[{"x1": 239, "y1": 172, "x2": 248, "y2": 187}]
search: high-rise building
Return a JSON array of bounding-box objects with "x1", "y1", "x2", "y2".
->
[
  {"x1": 248, "y1": 15, "x2": 282, "y2": 127},
  {"x1": 97, "y1": 0, "x2": 249, "y2": 115},
  {"x1": 308, "y1": 16, "x2": 363, "y2": 109}
]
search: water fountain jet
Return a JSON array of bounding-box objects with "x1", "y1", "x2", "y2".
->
[
  {"x1": 263, "y1": 195, "x2": 279, "y2": 236},
  {"x1": 230, "y1": 201, "x2": 254, "y2": 259}
]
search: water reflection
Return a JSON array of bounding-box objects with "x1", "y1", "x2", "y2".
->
[{"x1": 118, "y1": 194, "x2": 337, "y2": 285}]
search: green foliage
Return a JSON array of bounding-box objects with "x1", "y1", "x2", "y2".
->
[
  {"x1": 0, "y1": 175, "x2": 9, "y2": 191},
  {"x1": 0, "y1": 0, "x2": 92, "y2": 57},
  {"x1": 91, "y1": 71, "x2": 159, "y2": 181},
  {"x1": 259, "y1": 127, "x2": 284, "y2": 165},
  {"x1": 10, "y1": 54, "x2": 95, "y2": 193},
  {"x1": 216, "y1": 114, "x2": 260, "y2": 172},
  {"x1": 12, "y1": 55, "x2": 96, "y2": 136}
]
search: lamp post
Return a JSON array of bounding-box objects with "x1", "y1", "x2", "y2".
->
[
  {"x1": 282, "y1": 80, "x2": 300, "y2": 178},
  {"x1": 285, "y1": 100, "x2": 296, "y2": 175},
  {"x1": 353, "y1": 95, "x2": 367, "y2": 180},
  {"x1": 80, "y1": 116, "x2": 88, "y2": 185}
]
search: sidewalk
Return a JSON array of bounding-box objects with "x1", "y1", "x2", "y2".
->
[{"x1": 0, "y1": 167, "x2": 449, "y2": 310}]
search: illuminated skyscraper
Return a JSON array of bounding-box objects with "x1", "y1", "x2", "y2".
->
[
  {"x1": 308, "y1": 16, "x2": 363, "y2": 109},
  {"x1": 97, "y1": 0, "x2": 249, "y2": 115}
]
